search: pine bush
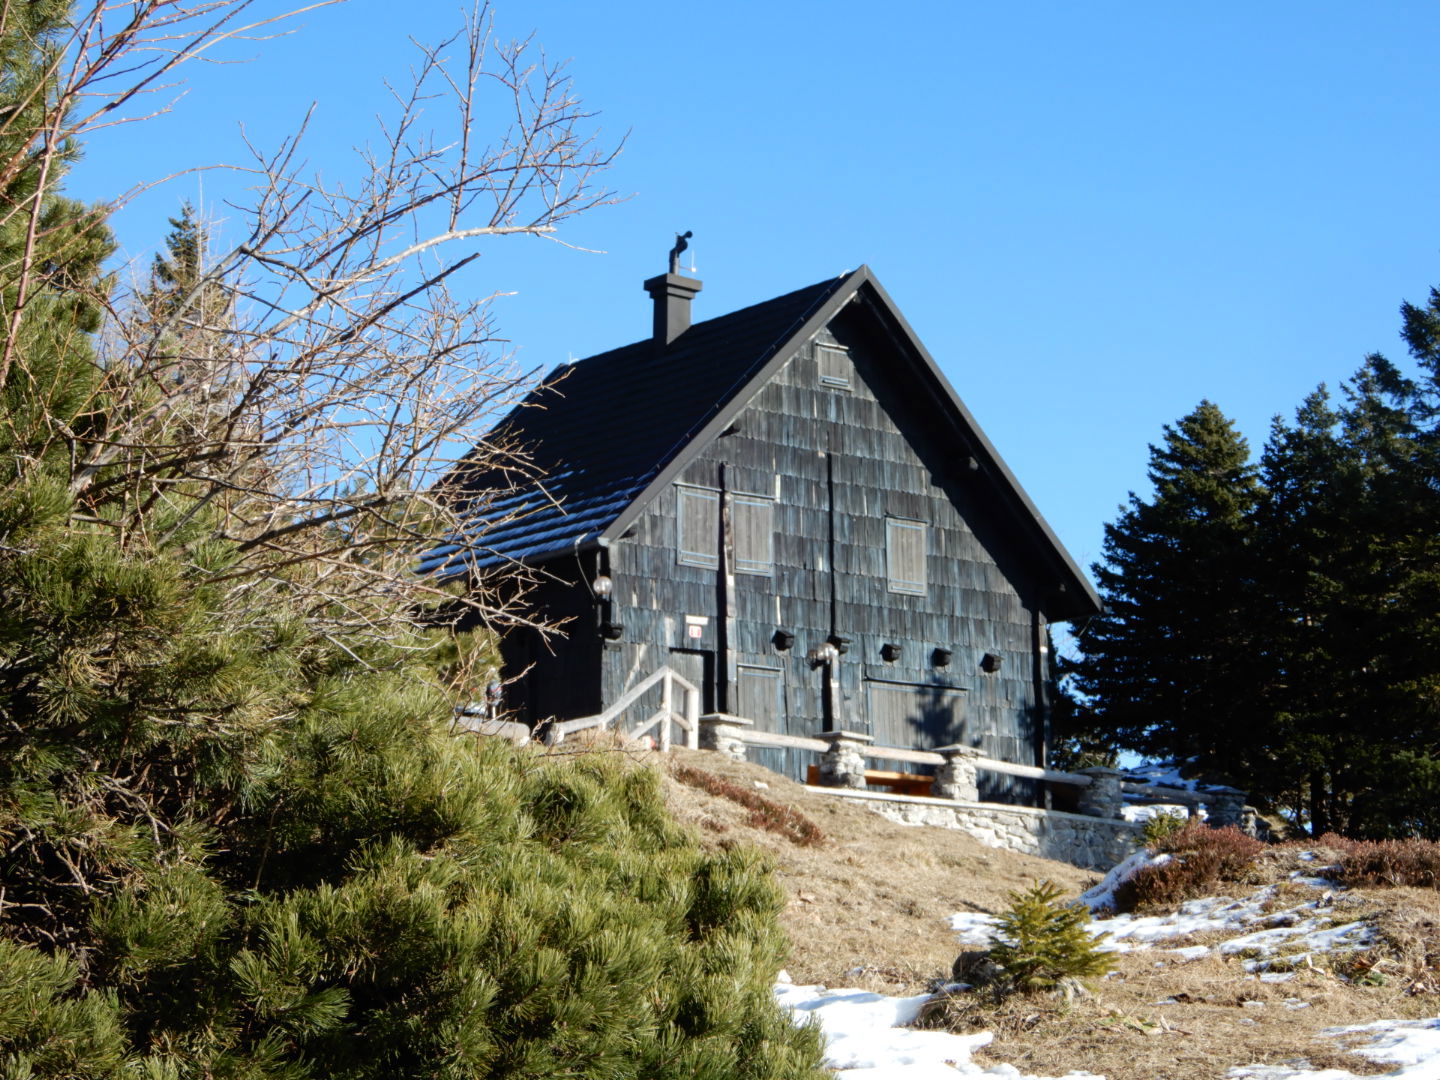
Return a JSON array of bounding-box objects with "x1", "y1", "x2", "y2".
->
[
  {"x1": 0, "y1": 8, "x2": 829, "y2": 1075},
  {"x1": 986, "y1": 881, "x2": 1115, "y2": 994}
]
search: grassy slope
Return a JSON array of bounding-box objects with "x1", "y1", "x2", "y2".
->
[{"x1": 654, "y1": 747, "x2": 1440, "y2": 1080}]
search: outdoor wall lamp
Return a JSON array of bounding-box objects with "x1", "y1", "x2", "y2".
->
[{"x1": 591, "y1": 574, "x2": 613, "y2": 600}]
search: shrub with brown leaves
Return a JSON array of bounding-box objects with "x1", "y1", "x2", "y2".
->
[
  {"x1": 1324, "y1": 836, "x2": 1440, "y2": 890},
  {"x1": 1116, "y1": 823, "x2": 1265, "y2": 911},
  {"x1": 672, "y1": 765, "x2": 826, "y2": 847}
]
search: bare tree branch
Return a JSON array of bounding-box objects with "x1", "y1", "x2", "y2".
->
[{"x1": 1, "y1": 0, "x2": 620, "y2": 653}]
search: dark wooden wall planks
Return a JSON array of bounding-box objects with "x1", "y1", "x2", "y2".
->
[{"x1": 592, "y1": 308, "x2": 1051, "y2": 798}]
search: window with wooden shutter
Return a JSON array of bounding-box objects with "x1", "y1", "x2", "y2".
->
[
  {"x1": 733, "y1": 493, "x2": 774, "y2": 576},
  {"x1": 886, "y1": 518, "x2": 927, "y2": 595},
  {"x1": 676, "y1": 485, "x2": 719, "y2": 568},
  {"x1": 816, "y1": 343, "x2": 851, "y2": 390}
]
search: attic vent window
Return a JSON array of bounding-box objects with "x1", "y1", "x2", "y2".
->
[
  {"x1": 816, "y1": 344, "x2": 851, "y2": 390},
  {"x1": 676, "y1": 485, "x2": 719, "y2": 569},
  {"x1": 885, "y1": 517, "x2": 927, "y2": 596}
]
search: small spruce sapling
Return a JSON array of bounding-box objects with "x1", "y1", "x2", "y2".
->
[
  {"x1": 1141, "y1": 808, "x2": 1190, "y2": 847},
  {"x1": 987, "y1": 881, "x2": 1115, "y2": 994}
]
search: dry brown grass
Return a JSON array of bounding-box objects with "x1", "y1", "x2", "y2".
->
[
  {"x1": 659, "y1": 748, "x2": 1093, "y2": 994},
  {"x1": 651, "y1": 748, "x2": 1440, "y2": 1080},
  {"x1": 942, "y1": 950, "x2": 1414, "y2": 1080}
]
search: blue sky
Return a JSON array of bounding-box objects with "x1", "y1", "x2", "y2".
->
[{"x1": 72, "y1": 1, "x2": 1440, "y2": 583}]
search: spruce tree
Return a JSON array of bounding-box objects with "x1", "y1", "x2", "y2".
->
[
  {"x1": 1069, "y1": 401, "x2": 1268, "y2": 785},
  {"x1": 1254, "y1": 362, "x2": 1440, "y2": 836},
  {"x1": 986, "y1": 881, "x2": 1114, "y2": 993},
  {"x1": 1254, "y1": 387, "x2": 1355, "y2": 830}
]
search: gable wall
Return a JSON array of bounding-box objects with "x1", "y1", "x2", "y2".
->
[{"x1": 605, "y1": 306, "x2": 1052, "y2": 794}]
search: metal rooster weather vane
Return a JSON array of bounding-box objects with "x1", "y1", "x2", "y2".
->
[{"x1": 669, "y1": 230, "x2": 693, "y2": 275}]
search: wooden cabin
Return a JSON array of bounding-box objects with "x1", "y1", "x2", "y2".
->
[{"x1": 434, "y1": 261, "x2": 1101, "y2": 795}]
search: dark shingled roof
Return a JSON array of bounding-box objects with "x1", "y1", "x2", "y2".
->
[
  {"x1": 423, "y1": 273, "x2": 850, "y2": 574},
  {"x1": 428, "y1": 265, "x2": 1102, "y2": 621}
]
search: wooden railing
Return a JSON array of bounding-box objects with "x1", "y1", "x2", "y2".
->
[
  {"x1": 460, "y1": 697, "x2": 1250, "y2": 832},
  {"x1": 1121, "y1": 781, "x2": 1206, "y2": 813},
  {"x1": 546, "y1": 666, "x2": 701, "y2": 750},
  {"x1": 724, "y1": 727, "x2": 1094, "y2": 789}
]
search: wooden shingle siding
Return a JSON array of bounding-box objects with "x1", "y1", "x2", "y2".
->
[
  {"x1": 460, "y1": 267, "x2": 1098, "y2": 808},
  {"x1": 590, "y1": 312, "x2": 1044, "y2": 798}
]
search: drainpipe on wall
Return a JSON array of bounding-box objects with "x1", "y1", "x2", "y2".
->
[{"x1": 1031, "y1": 606, "x2": 1052, "y2": 810}]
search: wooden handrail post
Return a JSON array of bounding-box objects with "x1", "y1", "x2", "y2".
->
[
  {"x1": 659, "y1": 671, "x2": 673, "y2": 752},
  {"x1": 685, "y1": 685, "x2": 700, "y2": 749}
]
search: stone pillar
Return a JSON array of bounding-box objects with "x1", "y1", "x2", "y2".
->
[
  {"x1": 815, "y1": 730, "x2": 873, "y2": 789},
  {"x1": 698, "y1": 713, "x2": 752, "y2": 762},
  {"x1": 1205, "y1": 786, "x2": 1251, "y2": 833},
  {"x1": 1241, "y1": 805, "x2": 1261, "y2": 839},
  {"x1": 1076, "y1": 766, "x2": 1126, "y2": 820},
  {"x1": 931, "y1": 744, "x2": 984, "y2": 802}
]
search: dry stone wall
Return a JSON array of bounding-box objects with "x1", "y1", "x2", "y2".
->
[{"x1": 814, "y1": 788, "x2": 1143, "y2": 871}]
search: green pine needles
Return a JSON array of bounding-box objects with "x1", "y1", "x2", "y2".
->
[
  {"x1": 0, "y1": 4, "x2": 830, "y2": 1075},
  {"x1": 0, "y1": 462, "x2": 829, "y2": 1075},
  {"x1": 987, "y1": 882, "x2": 1115, "y2": 994}
]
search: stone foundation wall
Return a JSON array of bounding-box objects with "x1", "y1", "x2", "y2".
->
[{"x1": 813, "y1": 788, "x2": 1143, "y2": 871}]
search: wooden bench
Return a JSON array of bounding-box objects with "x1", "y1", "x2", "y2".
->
[{"x1": 806, "y1": 764, "x2": 934, "y2": 797}]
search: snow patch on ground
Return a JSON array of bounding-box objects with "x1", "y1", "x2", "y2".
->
[
  {"x1": 948, "y1": 911, "x2": 1001, "y2": 947},
  {"x1": 1088, "y1": 882, "x2": 1376, "y2": 974},
  {"x1": 1123, "y1": 761, "x2": 1201, "y2": 790},
  {"x1": 773, "y1": 847, "x2": 1437, "y2": 1079},
  {"x1": 1229, "y1": 1018, "x2": 1440, "y2": 1079},
  {"x1": 1122, "y1": 803, "x2": 1193, "y2": 824},
  {"x1": 773, "y1": 974, "x2": 1101, "y2": 1079},
  {"x1": 1078, "y1": 848, "x2": 1167, "y2": 912}
]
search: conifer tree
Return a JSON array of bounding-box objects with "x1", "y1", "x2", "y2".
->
[
  {"x1": 1074, "y1": 339, "x2": 1440, "y2": 836},
  {"x1": 1327, "y1": 296, "x2": 1440, "y2": 837},
  {"x1": 1253, "y1": 362, "x2": 1438, "y2": 835},
  {"x1": 1253, "y1": 387, "x2": 1354, "y2": 828},
  {"x1": 1069, "y1": 401, "x2": 1268, "y2": 785},
  {"x1": 0, "y1": 6, "x2": 828, "y2": 1077},
  {"x1": 987, "y1": 881, "x2": 1114, "y2": 993}
]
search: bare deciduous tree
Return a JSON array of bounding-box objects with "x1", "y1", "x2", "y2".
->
[{"x1": 2, "y1": 0, "x2": 617, "y2": 651}]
